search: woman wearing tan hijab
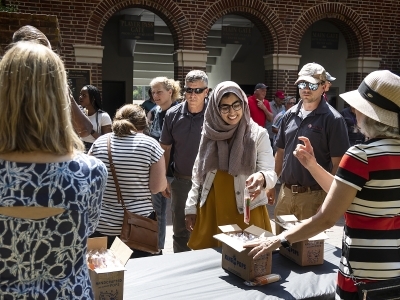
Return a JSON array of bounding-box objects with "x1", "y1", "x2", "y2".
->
[{"x1": 185, "y1": 81, "x2": 277, "y2": 250}]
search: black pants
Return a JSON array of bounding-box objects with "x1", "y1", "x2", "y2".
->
[{"x1": 89, "y1": 231, "x2": 155, "y2": 259}]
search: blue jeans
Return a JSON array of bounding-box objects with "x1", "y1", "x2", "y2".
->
[
  {"x1": 171, "y1": 176, "x2": 192, "y2": 253},
  {"x1": 151, "y1": 176, "x2": 173, "y2": 249}
]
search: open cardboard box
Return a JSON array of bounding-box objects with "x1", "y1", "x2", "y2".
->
[
  {"x1": 275, "y1": 215, "x2": 329, "y2": 266},
  {"x1": 87, "y1": 237, "x2": 133, "y2": 300},
  {"x1": 213, "y1": 224, "x2": 275, "y2": 281}
]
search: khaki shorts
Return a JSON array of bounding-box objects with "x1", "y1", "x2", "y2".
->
[{"x1": 274, "y1": 184, "x2": 326, "y2": 234}]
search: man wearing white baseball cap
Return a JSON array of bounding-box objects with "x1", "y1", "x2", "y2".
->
[
  {"x1": 269, "y1": 62, "x2": 349, "y2": 234},
  {"x1": 245, "y1": 70, "x2": 400, "y2": 300}
]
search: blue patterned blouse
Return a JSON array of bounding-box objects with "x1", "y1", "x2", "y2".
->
[{"x1": 0, "y1": 153, "x2": 107, "y2": 299}]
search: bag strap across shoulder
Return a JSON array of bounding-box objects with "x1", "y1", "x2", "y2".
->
[{"x1": 107, "y1": 134, "x2": 126, "y2": 209}]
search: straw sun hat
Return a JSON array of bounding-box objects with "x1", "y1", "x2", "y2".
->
[{"x1": 340, "y1": 70, "x2": 400, "y2": 129}]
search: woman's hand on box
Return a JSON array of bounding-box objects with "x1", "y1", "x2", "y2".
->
[{"x1": 244, "y1": 237, "x2": 280, "y2": 260}]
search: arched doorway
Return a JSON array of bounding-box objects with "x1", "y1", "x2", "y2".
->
[
  {"x1": 83, "y1": 0, "x2": 188, "y2": 117},
  {"x1": 101, "y1": 8, "x2": 176, "y2": 117},
  {"x1": 204, "y1": 14, "x2": 266, "y2": 95}
]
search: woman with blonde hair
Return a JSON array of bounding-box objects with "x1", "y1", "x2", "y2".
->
[
  {"x1": 0, "y1": 41, "x2": 107, "y2": 298},
  {"x1": 11, "y1": 25, "x2": 94, "y2": 138},
  {"x1": 148, "y1": 76, "x2": 181, "y2": 253},
  {"x1": 90, "y1": 104, "x2": 167, "y2": 258}
]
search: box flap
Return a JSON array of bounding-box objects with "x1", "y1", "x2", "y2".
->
[
  {"x1": 244, "y1": 225, "x2": 275, "y2": 238},
  {"x1": 93, "y1": 266, "x2": 126, "y2": 274},
  {"x1": 308, "y1": 231, "x2": 329, "y2": 241},
  {"x1": 87, "y1": 236, "x2": 107, "y2": 251},
  {"x1": 277, "y1": 215, "x2": 298, "y2": 223},
  {"x1": 110, "y1": 237, "x2": 133, "y2": 266},
  {"x1": 218, "y1": 224, "x2": 242, "y2": 233},
  {"x1": 213, "y1": 233, "x2": 246, "y2": 252}
]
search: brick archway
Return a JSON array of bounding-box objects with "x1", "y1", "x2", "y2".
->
[
  {"x1": 194, "y1": 0, "x2": 285, "y2": 54},
  {"x1": 85, "y1": 0, "x2": 189, "y2": 50},
  {"x1": 289, "y1": 3, "x2": 372, "y2": 58}
]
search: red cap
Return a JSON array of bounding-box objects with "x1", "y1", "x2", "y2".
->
[{"x1": 275, "y1": 90, "x2": 285, "y2": 99}]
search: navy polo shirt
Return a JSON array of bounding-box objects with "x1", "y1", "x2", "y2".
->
[
  {"x1": 275, "y1": 99, "x2": 350, "y2": 186},
  {"x1": 160, "y1": 100, "x2": 207, "y2": 176}
]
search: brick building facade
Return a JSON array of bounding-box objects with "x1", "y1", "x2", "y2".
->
[{"x1": 3, "y1": 0, "x2": 400, "y2": 100}]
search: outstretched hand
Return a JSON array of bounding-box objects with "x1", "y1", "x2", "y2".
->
[{"x1": 293, "y1": 136, "x2": 317, "y2": 170}]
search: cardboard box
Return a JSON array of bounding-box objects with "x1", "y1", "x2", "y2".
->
[
  {"x1": 213, "y1": 224, "x2": 275, "y2": 281},
  {"x1": 87, "y1": 237, "x2": 133, "y2": 300},
  {"x1": 275, "y1": 215, "x2": 329, "y2": 266}
]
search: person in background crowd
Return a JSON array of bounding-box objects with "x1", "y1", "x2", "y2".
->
[
  {"x1": 271, "y1": 96, "x2": 296, "y2": 149},
  {"x1": 142, "y1": 88, "x2": 156, "y2": 115},
  {"x1": 266, "y1": 90, "x2": 285, "y2": 146},
  {"x1": 11, "y1": 25, "x2": 94, "y2": 138},
  {"x1": 89, "y1": 104, "x2": 167, "y2": 258},
  {"x1": 341, "y1": 105, "x2": 366, "y2": 146},
  {"x1": 79, "y1": 85, "x2": 112, "y2": 152},
  {"x1": 248, "y1": 83, "x2": 273, "y2": 143},
  {"x1": 323, "y1": 71, "x2": 336, "y2": 102},
  {"x1": 185, "y1": 81, "x2": 277, "y2": 249},
  {"x1": 245, "y1": 70, "x2": 400, "y2": 300},
  {"x1": 0, "y1": 41, "x2": 107, "y2": 299},
  {"x1": 160, "y1": 70, "x2": 209, "y2": 252},
  {"x1": 148, "y1": 76, "x2": 181, "y2": 253},
  {"x1": 269, "y1": 62, "x2": 349, "y2": 234}
]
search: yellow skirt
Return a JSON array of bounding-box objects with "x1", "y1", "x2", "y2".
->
[{"x1": 188, "y1": 170, "x2": 272, "y2": 250}]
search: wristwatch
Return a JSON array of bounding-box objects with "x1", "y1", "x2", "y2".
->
[{"x1": 280, "y1": 235, "x2": 291, "y2": 248}]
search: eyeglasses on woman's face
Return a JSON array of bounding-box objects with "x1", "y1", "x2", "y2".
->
[
  {"x1": 219, "y1": 100, "x2": 242, "y2": 114},
  {"x1": 297, "y1": 81, "x2": 323, "y2": 91},
  {"x1": 287, "y1": 99, "x2": 296, "y2": 105},
  {"x1": 183, "y1": 87, "x2": 208, "y2": 94}
]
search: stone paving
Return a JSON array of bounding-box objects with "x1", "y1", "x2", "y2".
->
[{"x1": 162, "y1": 195, "x2": 344, "y2": 254}]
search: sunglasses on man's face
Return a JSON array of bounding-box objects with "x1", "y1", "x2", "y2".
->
[
  {"x1": 297, "y1": 82, "x2": 322, "y2": 91},
  {"x1": 184, "y1": 87, "x2": 208, "y2": 94}
]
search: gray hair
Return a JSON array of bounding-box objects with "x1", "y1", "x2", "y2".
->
[
  {"x1": 185, "y1": 70, "x2": 208, "y2": 86},
  {"x1": 284, "y1": 96, "x2": 296, "y2": 104},
  {"x1": 361, "y1": 115, "x2": 399, "y2": 139}
]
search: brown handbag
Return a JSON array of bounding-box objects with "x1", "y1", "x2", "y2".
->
[{"x1": 107, "y1": 135, "x2": 159, "y2": 254}]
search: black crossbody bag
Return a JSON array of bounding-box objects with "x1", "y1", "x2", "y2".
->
[{"x1": 347, "y1": 260, "x2": 400, "y2": 299}]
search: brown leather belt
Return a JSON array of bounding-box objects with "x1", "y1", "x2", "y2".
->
[
  {"x1": 284, "y1": 183, "x2": 322, "y2": 194},
  {"x1": 174, "y1": 171, "x2": 192, "y2": 180}
]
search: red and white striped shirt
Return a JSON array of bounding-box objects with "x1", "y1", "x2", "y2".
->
[{"x1": 334, "y1": 138, "x2": 400, "y2": 299}]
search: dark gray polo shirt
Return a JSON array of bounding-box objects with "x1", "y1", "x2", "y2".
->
[
  {"x1": 275, "y1": 98, "x2": 350, "y2": 186},
  {"x1": 160, "y1": 101, "x2": 207, "y2": 176}
]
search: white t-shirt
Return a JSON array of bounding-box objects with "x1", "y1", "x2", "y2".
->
[{"x1": 81, "y1": 110, "x2": 112, "y2": 143}]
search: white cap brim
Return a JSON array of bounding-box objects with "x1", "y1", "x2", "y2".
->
[{"x1": 294, "y1": 75, "x2": 320, "y2": 84}]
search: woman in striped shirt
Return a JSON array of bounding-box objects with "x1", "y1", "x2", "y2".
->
[
  {"x1": 90, "y1": 104, "x2": 167, "y2": 258},
  {"x1": 245, "y1": 70, "x2": 400, "y2": 300}
]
